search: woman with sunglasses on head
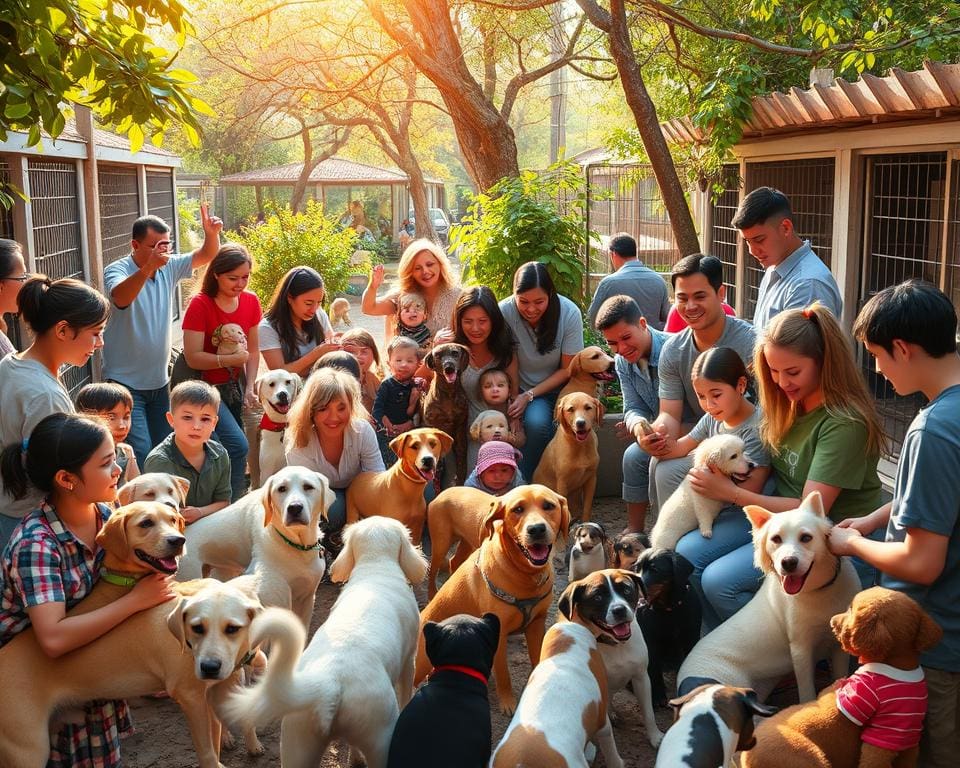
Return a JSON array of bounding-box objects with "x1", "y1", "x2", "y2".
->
[
  {"x1": 259, "y1": 266, "x2": 341, "y2": 375},
  {"x1": 0, "y1": 273, "x2": 110, "y2": 549},
  {"x1": 0, "y1": 239, "x2": 29, "y2": 358}
]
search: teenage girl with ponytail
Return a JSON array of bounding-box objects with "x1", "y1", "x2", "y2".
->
[
  {"x1": 0, "y1": 413, "x2": 174, "y2": 767},
  {"x1": 0, "y1": 276, "x2": 110, "y2": 548}
]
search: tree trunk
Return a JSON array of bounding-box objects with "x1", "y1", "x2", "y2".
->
[{"x1": 290, "y1": 125, "x2": 314, "y2": 214}]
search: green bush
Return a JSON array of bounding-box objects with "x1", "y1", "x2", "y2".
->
[
  {"x1": 227, "y1": 200, "x2": 360, "y2": 307},
  {"x1": 451, "y1": 161, "x2": 590, "y2": 307}
]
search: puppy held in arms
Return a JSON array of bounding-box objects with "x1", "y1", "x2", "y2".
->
[{"x1": 651, "y1": 433, "x2": 755, "y2": 550}]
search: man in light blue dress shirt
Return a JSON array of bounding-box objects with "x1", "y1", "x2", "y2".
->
[{"x1": 733, "y1": 187, "x2": 842, "y2": 332}]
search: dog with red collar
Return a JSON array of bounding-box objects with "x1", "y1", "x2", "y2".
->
[
  {"x1": 255, "y1": 370, "x2": 302, "y2": 485},
  {"x1": 492, "y1": 570, "x2": 644, "y2": 767}
]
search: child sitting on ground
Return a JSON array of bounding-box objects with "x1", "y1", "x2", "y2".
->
[
  {"x1": 477, "y1": 367, "x2": 526, "y2": 447},
  {"x1": 75, "y1": 382, "x2": 141, "y2": 486},
  {"x1": 372, "y1": 336, "x2": 424, "y2": 465},
  {"x1": 464, "y1": 440, "x2": 525, "y2": 496},
  {"x1": 144, "y1": 381, "x2": 231, "y2": 523},
  {"x1": 396, "y1": 292, "x2": 432, "y2": 353}
]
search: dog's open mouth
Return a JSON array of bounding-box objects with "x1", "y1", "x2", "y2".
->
[
  {"x1": 417, "y1": 465, "x2": 435, "y2": 482},
  {"x1": 574, "y1": 428, "x2": 591, "y2": 442},
  {"x1": 135, "y1": 549, "x2": 179, "y2": 574},
  {"x1": 596, "y1": 619, "x2": 632, "y2": 641},
  {"x1": 442, "y1": 367, "x2": 458, "y2": 384},
  {"x1": 591, "y1": 370, "x2": 616, "y2": 382},
  {"x1": 516, "y1": 539, "x2": 552, "y2": 566},
  {"x1": 731, "y1": 471, "x2": 752, "y2": 483},
  {"x1": 780, "y1": 560, "x2": 814, "y2": 595},
  {"x1": 270, "y1": 401, "x2": 291, "y2": 415}
]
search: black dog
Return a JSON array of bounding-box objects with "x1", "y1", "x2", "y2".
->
[
  {"x1": 387, "y1": 612, "x2": 500, "y2": 768},
  {"x1": 634, "y1": 547, "x2": 702, "y2": 705}
]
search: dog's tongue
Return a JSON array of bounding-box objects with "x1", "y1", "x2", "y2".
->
[
  {"x1": 273, "y1": 403, "x2": 290, "y2": 414},
  {"x1": 575, "y1": 430, "x2": 590, "y2": 442},
  {"x1": 159, "y1": 556, "x2": 179, "y2": 572},
  {"x1": 527, "y1": 543, "x2": 550, "y2": 562},
  {"x1": 443, "y1": 369, "x2": 457, "y2": 384},
  {"x1": 782, "y1": 573, "x2": 805, "y2": 595},
  {"x1": 611, "y1": 622, "x2": 632, "y2": 640},
  {"x1": 418, "y1": 467, "x2": 435, "y2": 482}
]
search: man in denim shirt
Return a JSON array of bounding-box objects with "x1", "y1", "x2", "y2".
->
[{"x1": 596, "y1": 295, "x2": 668, "y2": 533}]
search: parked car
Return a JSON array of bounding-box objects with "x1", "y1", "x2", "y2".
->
[{"x1": 407, "y1": 208, "x2": 451, "y2": 245}]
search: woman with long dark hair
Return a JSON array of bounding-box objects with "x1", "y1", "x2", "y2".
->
[
  {"x1": 499, "y1": 262, "x2": 584, "y2": 478},
  {"x1": 0, "y1": 238, "x2": 28, "y2": 357},
  {"x1": 182, "y1": 243, "x2": 262, "y2": 501}
]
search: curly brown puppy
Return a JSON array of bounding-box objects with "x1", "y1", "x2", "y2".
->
[{"x1": 421, "y1": 342, "x2": 470, "y2": 484}]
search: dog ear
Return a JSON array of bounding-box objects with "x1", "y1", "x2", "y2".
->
[
  {"x1": 568, "y1": 353, "x2": 582, "y2": 377},
  {"x1": 847, "y1": 600, "x2": 896, "y2": 661},
  {"x1": 318, "y1": 474, "x2": 336, "y2": 525},
  {"x1": 469, "y1": 416, "x2": 483, "y2": 442},
  {"x1": 291, "y1": 373, "x2": 303, "y2": 397},
  {"x1": 388, "y1": 431, "x2": 410, "y2": 457},
  {"x1": 255, "y1": 373, "x2": 267, "y2": 400},
  {"x1": 481, "y1": 612, "x2": 501, "y2": 641},
  {"x1": 434, "y1": 430, "x2": 453, "y2": 457},
  {"x1": 623, "y1": 569, "x2": 648, "y2": 603},
  {"x1": 555, "y1": 494, "x2": 571, "y2": 545},
  {"x1": 398, "y1": 528, "x2": 429, "y2": 585},
  {"x1": 173, "y1": 476, "x2": 191, "y2": 508},
  {"x1": 329, "y1": 524, "x2": 356, "y2": 583},
  {"x1": 117, "y1": 483, "x2": 135, "y2": 506},
  {"x1": 743, "y1": 504, "x2": 772, "y2": 531},
  {"x1": 593, "y1": 396, "x2": 605, "y2": 423},
  {"x1": 558, "y1": 581, "x2": 585, "y2": 620},
  {"x1": 914, "y1": 604, "x2": 944, "y2": 653},
  {"x1": 424, "y1": 349, "x2": 437, "y2": 371},
  {"x1": 96, "y1": 509, "x2": 130, "y2": 556},
  {"x1": 480, "y1": 498, "x2": 505, "y2": 541},
  {"x1": 166, "y1": 598, "x2": 188, "y2": 653},
  {"x1": 800, "y1": 491, "x2": 826, "y2": 518},
  {"x1": 740, "y1": 688, "x2": 778, "y2": 718},
  {"x1": 553, "y1": 397, "x2": 566, "y2": 427},
  {"x1": 261, "y1": 475, "x2": 279, "y2": 527},
  {"x1": 457, "y1": 344, "x2": 470, "y2": 371}
]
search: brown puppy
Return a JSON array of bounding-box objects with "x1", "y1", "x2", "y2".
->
[
  {"x1": 421, "y1": 342, "x2": 470, "y2": 484},
  {"x1": 415, "y1": 484, "x2": 570, "y2": 714},
  {"x1": 558, "y1": 345, "x2": 616, "y2": 398},
  {"x1": 744, "y1": 587, "x2": 943, "y2": 768},
  {"x1": 0, "y1": 502, "x2": 244, "y2": 768},
  {"x1": 426, "y1": 485, "x2": 493, "y2": 598},
  {"x1": 533, "y1": 391, "x2": 604, "y2": 522},
  {"x1": 346, "y1": 427, "x2": 452, "y2": 545}
]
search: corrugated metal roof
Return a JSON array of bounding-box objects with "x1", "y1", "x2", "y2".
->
[
  {"x1": 220, "y1": 157, "x2": 443, "y2": 185},
  {"x1": 662, "y1": 60, "x2": 960, "y2": 144}
]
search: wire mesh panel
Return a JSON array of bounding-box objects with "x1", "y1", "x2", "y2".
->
[
  {"x1": 28, "y1": 158, "x2": 91, "y2": 394},
  {"x1": 861, "y1": 152, "x2": 948, "y2": 460},
  {"x1": 585, "y1": 164, "x2": 680, "y2": 289},
  {"x1": 98, "y1": 165, "x2": 140, "y2": 266},
  {"x1": 947, "y1": 158, "x2": 960, "y2": 333},
  {"x1": 146, "y1": 170, "x2": 176, "y2": 224},
  {"x1": 743, "y1": 158, "x2": 836, "y2": 319},
  {"x1": 709, "y1": 164, "x2": 742, "y2": 306}
]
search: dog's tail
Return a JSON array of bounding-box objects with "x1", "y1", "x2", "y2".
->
[{"x1": 223, "y1": 607, "x2": 325, "y2": 727}]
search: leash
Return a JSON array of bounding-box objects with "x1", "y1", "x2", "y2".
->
[
  {"x1": 429, "y1": 664, "x2": 489, "y2": 684},
  {"x1": 477, "y1": 561, "x2": 551, "y2": 631},
  {"x1": 272, "y1": 526, "x2": 324, "y2": 552},
  {"x1": 99, "y1": 568, "x2": 141, "y2": 587},
  {"x1": 259, "y1": 413, "x2": 286, "y2": 434}
]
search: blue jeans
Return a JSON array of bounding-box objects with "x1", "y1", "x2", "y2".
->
[
  {"x1": 520, "y1": 391, "x2": 559, "y2": 480},
  {"x1": 112, "y1": 381, "x2": 173, "y2": 469},
  {"x1": 213, "y1": 400, "x2": 248, "y2": 502},
  {"x1": 623, "y1": 442, "x2": 652, "y2": 503}
]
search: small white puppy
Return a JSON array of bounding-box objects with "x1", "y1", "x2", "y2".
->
[
  {"x1": 651, "y1": 433, "x2": 755, "y2": 549},
  {"x1": 256, "y1": 370, "x2": 303, "y2": 483},
  {"x1": 567, "y1": 521, "x2": 611, "y2": 581},
  {"x1": 177, "y1": 466, "x2": 334, "y2": 629},
  {"x1": 225, "y1": 517, "x2": 428, "y2": 768}
]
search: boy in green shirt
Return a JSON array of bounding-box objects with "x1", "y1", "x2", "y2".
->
[{"x1": 144, "y1": 381, "x2": 232, "y2": 522}]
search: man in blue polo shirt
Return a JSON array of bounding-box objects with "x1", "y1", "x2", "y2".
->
[
  {"x1": 103, "y1": 205, "x2": 222, "y2": 466},
  {"x1": 733, "y1": 186, "x2": 842, "y2": 332},
  {"x1": 587, "y1": 232, "x2": 670, "y2": 330}
]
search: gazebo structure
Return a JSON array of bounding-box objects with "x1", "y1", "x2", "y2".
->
[{"x1": 216, "y1": 157, "x2": 447, "y2": 236}]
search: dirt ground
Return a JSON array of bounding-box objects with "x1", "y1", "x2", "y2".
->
[{"x1": 122, "y1": 496, "x2": 675, "y2": 767}]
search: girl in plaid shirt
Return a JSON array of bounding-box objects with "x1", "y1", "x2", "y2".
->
[{"x1": 0, "y1": 413, "x2": 174, "y2": 767}]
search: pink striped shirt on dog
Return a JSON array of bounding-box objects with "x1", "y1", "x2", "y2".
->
[{"x1": 836, "y1": 662, "x2": 928, "y2": 751}]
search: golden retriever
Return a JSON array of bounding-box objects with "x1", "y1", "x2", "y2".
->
[
  {"x1": 559, "y1": 345, "x2": 616, "y2": 398},
  {"x1": 425, "y1": 485, "x2": 493, "y2": 598}
]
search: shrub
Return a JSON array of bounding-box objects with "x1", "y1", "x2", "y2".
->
[
  {"x1": 452, "y1": 161, "x2": 590, "y2": 307},
  {"x1": 227, "y1": 200, "x2": 361, "y2": 307}
]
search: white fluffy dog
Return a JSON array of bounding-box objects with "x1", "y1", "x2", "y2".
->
[
  {"x1": 650, "y1": 433, "x2": 755, "y2": 549},
  {"x1": 224, "y1": 517, "x2": 428, "y2": 768},
  {"x1": 677, "y1": 492, "x2": 860, "y2": 703},
  {"x1": 256, "y1": 370, "x2": 303, "y2": 483}
]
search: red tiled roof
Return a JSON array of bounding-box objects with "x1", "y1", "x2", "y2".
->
[
  {"x1": 219, "y1": 157, "x2": 442, "y2": 185},
  {"x1": 662, "y1": 60, "x2": 960, "y2": 144}
]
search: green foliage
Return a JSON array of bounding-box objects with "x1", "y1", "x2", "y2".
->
[
  {"x1": 177, "y1": 190, "x2": 200, "y2": 251},
  {"x1": 228, "y1": 201, "x2": 361, "y2": 308},
  {"x1": 452, "y1": 161, "x2": 590, "y2": 307},
  {"x1": 0, "y1": 0, "x2": 210, "y2": 155}
]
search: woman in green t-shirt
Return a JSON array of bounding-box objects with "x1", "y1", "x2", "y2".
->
[{"x1": 688, "y1": 303, "x2": 886, "y2": 618}]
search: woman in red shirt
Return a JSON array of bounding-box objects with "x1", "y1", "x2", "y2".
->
[{"x1": 182, "y1": 243, "x2": 262, "y2": 501}]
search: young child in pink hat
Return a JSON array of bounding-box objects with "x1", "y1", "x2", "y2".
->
[{"x1": 464, "y1": 440, "x2": 525, "y2": 496}]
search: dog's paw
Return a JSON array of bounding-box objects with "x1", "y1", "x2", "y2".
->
[
  {"x1": 246, "y1": 735, "x2": 265, "y2": 756},
  {"x1": 648, "y1": 728, "x2": 664, "y2": 749},
  {"x1": 220, "y1": 728, "x2": 236, "y2": 751},
  {"x1": 699, "y1": 527, "x2": 713, "y2": 538},
  {"x1": 499, "y1": 697, "x2": 517, "y2": 717}
]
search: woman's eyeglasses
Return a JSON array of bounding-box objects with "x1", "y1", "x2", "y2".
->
[{"x1": 0, "y1": 274, "x2": 31, "y2": 283}]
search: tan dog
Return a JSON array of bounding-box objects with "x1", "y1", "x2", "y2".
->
[
  {"x1": 744, "y1": 588, "x2": 943, "y2": 768},
  {"x1": 118, "y1": 471, "x2": 190, "y2": 509},
  {"x1": 0, "y1": 503, "x2": 237, "y2": 768},
  {"x1": 213, "y1": 322, "x2": 247, "y2": 355},
  {"x1": 346, "y1": 427, "x2": 452, "y2": 545},
  {"x1": 426, "y1": 485, "x2": 493, "y2": 598},
  {"x1": 533, "y1": 391, "x2": 604, "y2": 522},
  {"x1": 329, "y1": 296, "x2": 352, "y2": 328},
  {"x1": 415, "y1": 484, "x2": 570, "y2": 714},
  {"x1": 559, "y1": 345, "x2": 616, "y2": 398}
]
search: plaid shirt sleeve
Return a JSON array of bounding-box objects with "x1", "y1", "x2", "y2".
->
[{"x1": 9, "y1": 533, "x2": 67, "y2": 607}]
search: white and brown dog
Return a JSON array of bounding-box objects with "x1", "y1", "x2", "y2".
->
[
  {"x1": 492, "y1": 570, "x2": 642, "y2": 767},
  {"x1": 567, "y1": 521, "x2": 613, "y2": 581},
  {"x1": 656, "y1": 684, "x2": 777, "y2": 768},
  {"x1": 255, "y1": 370, "x2": 303, "y2": 483}
]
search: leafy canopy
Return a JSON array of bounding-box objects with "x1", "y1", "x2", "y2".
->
[{"x1": 0, "y1": 0, "x2": 213, "y2": 152}]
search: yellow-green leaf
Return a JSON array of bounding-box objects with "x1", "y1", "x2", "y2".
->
[{"x1": 128, "y1": 123, "x2": 144, "y2": 153}]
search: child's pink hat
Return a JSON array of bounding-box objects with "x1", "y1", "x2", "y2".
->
[{"x1": 476, "y1": 440, "x2": 521, "y2": 475}]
